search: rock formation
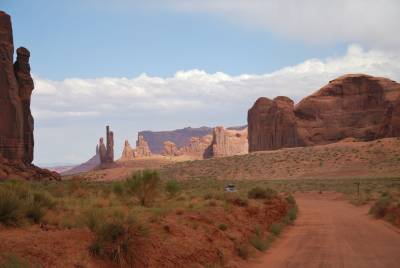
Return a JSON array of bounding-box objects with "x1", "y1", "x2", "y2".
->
[
  {"x1": 120, "y1": 140, "x2": 134, "y2": 160},
  {"x1": 99, "y1": 126, "x2": 114, "y2": 164},
  {"x1": 179, "y1": 135, "x2": 213, "y2": 158},
  {"x1": 119, "y1": 136, "x2": 152, "y2": 161},
  {"x1": 248, "y1": 74, "x2": 400, "y2": 152},
  {"x1": 162, "y1": 141, "x2": 181, "y2": 157},
  {"x1": 248, "y1": 96, "x2": 304, "y2": 152},
  {"x1": 210, "y1": 126, "x2": 248, "y2": 157},
  {"x1": 0, "y1": 11, "x2": 59, "y2": 180},
  {"x1": 134, "y1": 135, "x2": 152, "y2": 158}
]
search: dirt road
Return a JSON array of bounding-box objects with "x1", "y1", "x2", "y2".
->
[{"x1": 247, "y1": 192, "x2": 400, "y2": 268}]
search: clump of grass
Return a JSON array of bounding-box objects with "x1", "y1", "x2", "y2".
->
[
  {"x1": 370, "y1": 194, "x2": 392, "y2": 218},
  {"x1": 248, "y1": 187, "x2": 277, "y2": 200},
  {"x1": 0, "y1": 188, "x2": 21, "y2": 225},
  {"x1": 237, "y1": 244, "x2": 250, "y2": 259},
  {"x1": 126, "y1": 170, "x2": 160, "y2": 206},
  {"x1": 165, "y1": 180, "x2": 181, "y2": 197},
  {"x1": 88, "y1": 211, "x2": 146, "y2": 266},
  {"x1": 218, "y1": 223, "x2": 227, "y2": 231},
  {"x1": 0, "y1": 182, "x2": 56, "y2": 225},
  {"x1": 0, "y1": 255, "x2": 30, "y2": 268},
  {"x1": 269, "y1": 222, "x2": 283, "y2": 236}
]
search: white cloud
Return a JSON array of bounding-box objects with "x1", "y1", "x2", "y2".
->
[
  {"x1": 32, "y1": 44, "x2": 400, "y2": 165},
  {"x1": 164, "y1": 0, "x2": 400, "y2": 49}
]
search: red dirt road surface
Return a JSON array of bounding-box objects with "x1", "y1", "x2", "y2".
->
[{"x1": 247, "y1": 192, "x2": 400, "y2": 268}]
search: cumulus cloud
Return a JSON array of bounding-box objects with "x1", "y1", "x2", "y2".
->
[
  {"x1": 33, "y1": 44, "x2": 400, "y2": 165},
  {"x1": 163, "y1": 0, "x2": 400, "y2": 49}
]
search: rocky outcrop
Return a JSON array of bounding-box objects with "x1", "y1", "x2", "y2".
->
[
  {"x1": 162, "y1": 141, "x2": 181, "y2": 157},
  {"x1": 134, "y1": 135, "x2": 152, "y2": 158},
  {"x1": 248, "y1": 96, "x2": 304, "y2": 152},
  {"x1": 119, "y1": 136, "x2": 152, "y2": 161},
  {"x1": 0, "y1": 11, "x2": 58, "y2": 180},
  {"x1": 210, "y1": 126, "x2": 248, "y2": 157},
  {"x1": 248, "y1": 74, "x2": 400, "y2": 152},
  {"x1": 120, "y1": 140, "x2": 134, "y2": 160},
  {"x1": 99, "y1": 126, "x2": 114, "y2": 164},
  {"x1": 179, "y1": 135, "x2": 213, "y2": 158}
]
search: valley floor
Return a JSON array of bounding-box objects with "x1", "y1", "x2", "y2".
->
[{"x1": 247, "y1": 192, "x2": 400, "y2": 268}]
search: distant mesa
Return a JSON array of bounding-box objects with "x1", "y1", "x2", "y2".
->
[
  {"x1": 248, "y1": 74, "x2": 400, "y2": 152},
  {"x1": 0, "y1": 11, "x2": 58, "y2": 180}
]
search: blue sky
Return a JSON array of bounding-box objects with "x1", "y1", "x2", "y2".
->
[
  {"x1": 1, "y1": 1, "x2": 400, "y2": 166},
  {"x1": 3, "y1": 0, "x2": 347, "y2": 79}
]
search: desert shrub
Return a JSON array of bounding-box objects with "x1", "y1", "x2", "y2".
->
[
  {"x1": 269, "y1": 223, "x2": 283, "y2": 236},
  {"x1": 0, "y1": 255, "x2": 30, "y2": 268},
  {"x1": 249, "y1": 234, "x2": 267, "y2": 251},
  {"x1": 228, "y1": 197, "x2": 248, "y2": 207},
  {"x1": 285, "y1": 194, "x2": 296, "y2": 205},
  {"x1": 0, "y1": 188, "x2": 21, "y2": 225},
  {"x1": 89, "y1": 216, "x2": 146, "y2": 265},
  {"x1": 112, "y1": 183, "x2": 124, "y2": 196},
  {"x1": 237, "y1": 244, "x2": 250, "y2": 259},
  {"x1": 203, "y1": 193, "x2": 213, "y2": 200},
  {"x1": 218, "y1": 223, "x2": 227, "y2": 231},
  {"x1": 370, "y1": 194, "x2": 392, "y2": 219},
  {"x1": 287, "y1": 206, "x2": 298, "y2": 222},
  {"x1": 126, "y1": 170, "x2": 160, "y2": 206},
  {"x1": 248, "y1": 187, "x2": 277, "y2": 200},
  {"x1": 165, "y1": 180, "x2": 181, "y2": 197}
]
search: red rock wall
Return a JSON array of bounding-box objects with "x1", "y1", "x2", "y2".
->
[
  {"x1": 210, "y1": 126, "x2": 248, "y2": 157},
  {"x1": 0, "y1": 11, "x2": 34, "y2": 164},
  {"x1": 248, "y1": 74, "x2": 400, "y2": 152}
]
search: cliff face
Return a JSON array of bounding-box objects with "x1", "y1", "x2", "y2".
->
[
  {"x1": 210, "y1": 126, "x2": 248, "y2": 158},
  {"x1": 0, "y1": 11, "x2": 58, "y2": 180},
  {"x1": 0, "y1": 11, "x2": 26, "y2": 163},
  {"x1": 248, "y1": 74, "x2": 400, "y2": 152}
]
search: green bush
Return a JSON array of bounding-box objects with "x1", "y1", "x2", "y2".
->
[
  {"x1": 237, "y1": 244, "x2": 250, "y2": 259},
  {"x1": 126, "y1": 170, "x2": 160, "y2": 206},
  {"x1": 269, "y1": 223, "x2": 283, "y2": 236},
  {"x1": 112, "y1": 183, "x2": 124, "y2": 196},
  {"x1": 0, "y1": 189, "x2": 21, "y2": 225},
  {"x1": 89, "y1": 216, "x2": 146, "y2": 265},
  {"x1": 249, "y1": 234, "x2": 267, "y2": 251},
  {"x1": 0, "y1": 255, "x2": 30, "y2": 268},
  {"x1": 248, "y1": 187, "x2": 277, "y2": 199},
  {"x1": 370, "y1": 195, "x2": 392, "y2": 219},
  {"x1": 165, "y1": 180, "x2": 181, "y2": 197},
  {"x1": 218, "y1": 223, "x2": 227, "y2": 231}
]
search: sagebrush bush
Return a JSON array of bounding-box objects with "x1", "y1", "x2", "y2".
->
[
  {"x1": 0, "y1": 182, "x2": 55, "y2": 225},
  {"x1": 126, "y1": 170, "x2": 160, "y2": 206},
  {"x1": 237, "y1": 244, "x2": 250, "y2": 259},
  {"x1": 89, "y1": 215, "x2": 146, "y2": 266},
  {"x1": 370, "y1": 194, "x2": 392, "y2": 219},
  {"x1": 165, "y1": 180, "x2": 181, "y2": 197},
  {"x1": 269, "y1": 223, "x2": 283, "y2": 236},
  {"x1": 0, "y1": 188, "x2": 21, "y2": 225},
  {"x1": 248, "y1": 187, "x2": 277, "y2": 200}
]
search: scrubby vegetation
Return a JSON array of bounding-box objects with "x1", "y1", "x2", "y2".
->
[
  {"x1": 370, "y1": 192, "x2": 400, "y2": 227},
  {"x1": 1, "y1": 174, "x2": 399, "y2": 267}
]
